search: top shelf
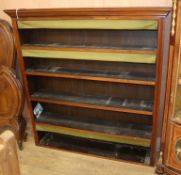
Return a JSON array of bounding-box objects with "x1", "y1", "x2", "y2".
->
[{"x1": 4, "y1": 8, "x2": 171, "y2": 19}]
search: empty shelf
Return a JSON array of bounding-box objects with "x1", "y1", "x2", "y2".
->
[
  {"x1": 26, "y1": 66, "x2": 155, "y2": 86},
  {"x1": 36, "y1": 112, "x2": 151, "y2": 147},
  {"x1": 31, "y1": 91, "x2": 153, "y2": 115},
  {"x1": 37, "y1": 111, "x2": 152, "y2": 138},
  {"x1": 38, "y1": 132, "x2": 150, "y2": 164}
]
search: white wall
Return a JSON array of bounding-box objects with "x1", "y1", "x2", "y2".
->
[{"x1": 1, "y1": 0, "x2": 172, "y2": 22}]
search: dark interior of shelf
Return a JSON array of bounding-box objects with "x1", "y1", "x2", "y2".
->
[
  {"x1": 32, "y1": 102, "x2": 153, "y2": 125},
  {"x1": 28, "y1": 76, "x2": 154, "y2": 101},
  {"x1": 20, "y1": 29, "x2": 157, "y2": 50},
  {"x1": 25, "y1": 58, "x2": 156, "y2": 82},
  {"x1": 36, "y1": 111, "x2": 152, "y2": 139},
  {"x1": 38, "y1": 131, "x2": 150, "y2": 164},
  {"x1": 31, "y1": 91, "x2": 153, "y2": 112},
  {"x1": 20, "y1": 23, "x2": 158, "y2": 165},
  {"x1": 26, "y1": 65, "x2": 155, "y2": 82}
]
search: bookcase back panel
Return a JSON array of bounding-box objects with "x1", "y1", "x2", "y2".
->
[
  {"x1": 27, "y1": 76, "x2": 154, "y2": 100},
  {"x1": 20, "y1": 29, "x2": 158, "y2": 50},
  {"x1": 25, "y1": 58, "x2": 156, "y2": 82},
  {"x1": 32, "y1": 102, "x2": 152, "y2": 125}
]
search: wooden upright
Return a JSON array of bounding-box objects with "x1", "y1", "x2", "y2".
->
[{"x1": 159, "y1": 0, "x2": 181, "y2": 174}]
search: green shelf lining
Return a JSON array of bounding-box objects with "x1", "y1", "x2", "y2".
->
[
  {"x1": 18, "y1": 19, "x2": 158, "y2": 30},
  {"x1": 22, "y1": 49, "x2": 156, "y2": 64},
  {"x1": 36, "y1": 123, "x2": 151, "y2": 147}
]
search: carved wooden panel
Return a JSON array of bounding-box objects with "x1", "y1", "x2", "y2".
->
[
  {"x1": 0, "y1": 20, "x2": 15, "y2": 67},
  {"x1": 0, "y1": 66, "x2": 22, "y2": 137}
]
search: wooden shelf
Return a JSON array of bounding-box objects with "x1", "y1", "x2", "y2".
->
[
  {"x1": 31, "y1": 91, "x2": 153, "y2": 115},
  {"x1": 22, "y1": 44, "x2": 157, "y2": 54},
  {"x1": 22, "y1": 45, "x2": 156, "y2": 64},
  {"x1": 35, "y1": 111, "x2": 151, "y2": 147},
  {"x1": 26, "y1": 66, "x2": 155, "y2": 86}
]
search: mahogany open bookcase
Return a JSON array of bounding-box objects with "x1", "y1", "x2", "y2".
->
[{"x1": 5, "y1": 8, "x2": 172, "y2": 165}]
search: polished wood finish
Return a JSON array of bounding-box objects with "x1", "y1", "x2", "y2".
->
[
  {"x1": 0, "y1": 66, "x2": 22, "y2": 136},
  {"x1": 5, "y1": 7, "x2": 172, "y2": 165},
  {"x1": 4, "y1": 8, "x2": 170, "y2": 18},
  {"x1": 0, "y1": 66, "x2": 26, "y2": 149},
  {"x1": 0, "y1": 19, "x2": 27, "y2": 149},
  {"x1": 0, "y1": 20, "x2": 15, "y2": 68},
  {"x1": 26, "y1": 71, "x2": 156, "y2": 86},
  {"x1": 160, "y1": 0, "x2": 181, "y2": 174}
]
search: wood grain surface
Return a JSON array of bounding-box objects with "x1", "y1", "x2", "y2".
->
[
  {"x1": 0, "y1": 20, "x2": 15, "y2": 68},
  {"x1": 0, "y1": 66, "x2": 22, "y2": 140}
]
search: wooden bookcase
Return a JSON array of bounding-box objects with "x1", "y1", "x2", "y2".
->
[{"x1": 5, "y1": 8, "x2": 171, "y2": 165}]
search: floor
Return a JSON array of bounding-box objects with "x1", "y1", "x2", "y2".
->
[{"x1": 19, "y1": 136, "x2": 156, "y2": 175}]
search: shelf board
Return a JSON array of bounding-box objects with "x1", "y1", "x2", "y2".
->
[
  {"x1": 22, "y1": 44, "x2": 157, "y2": 55},
  {"x1": 22, "y1": 45, "x2": 156, "y2": 64},
  {"x1": 26, "y1": 66, "x2": 155, "y2": 86},
  {"x1": 31, "y1": 91, "x2": 153, "y2": 115},
  {"x1": 37, "y1": 111, "x2": 152, "y2": 138},
  {"x1": 35, "y1": 112, "x2": 151, "y2": 147}
]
